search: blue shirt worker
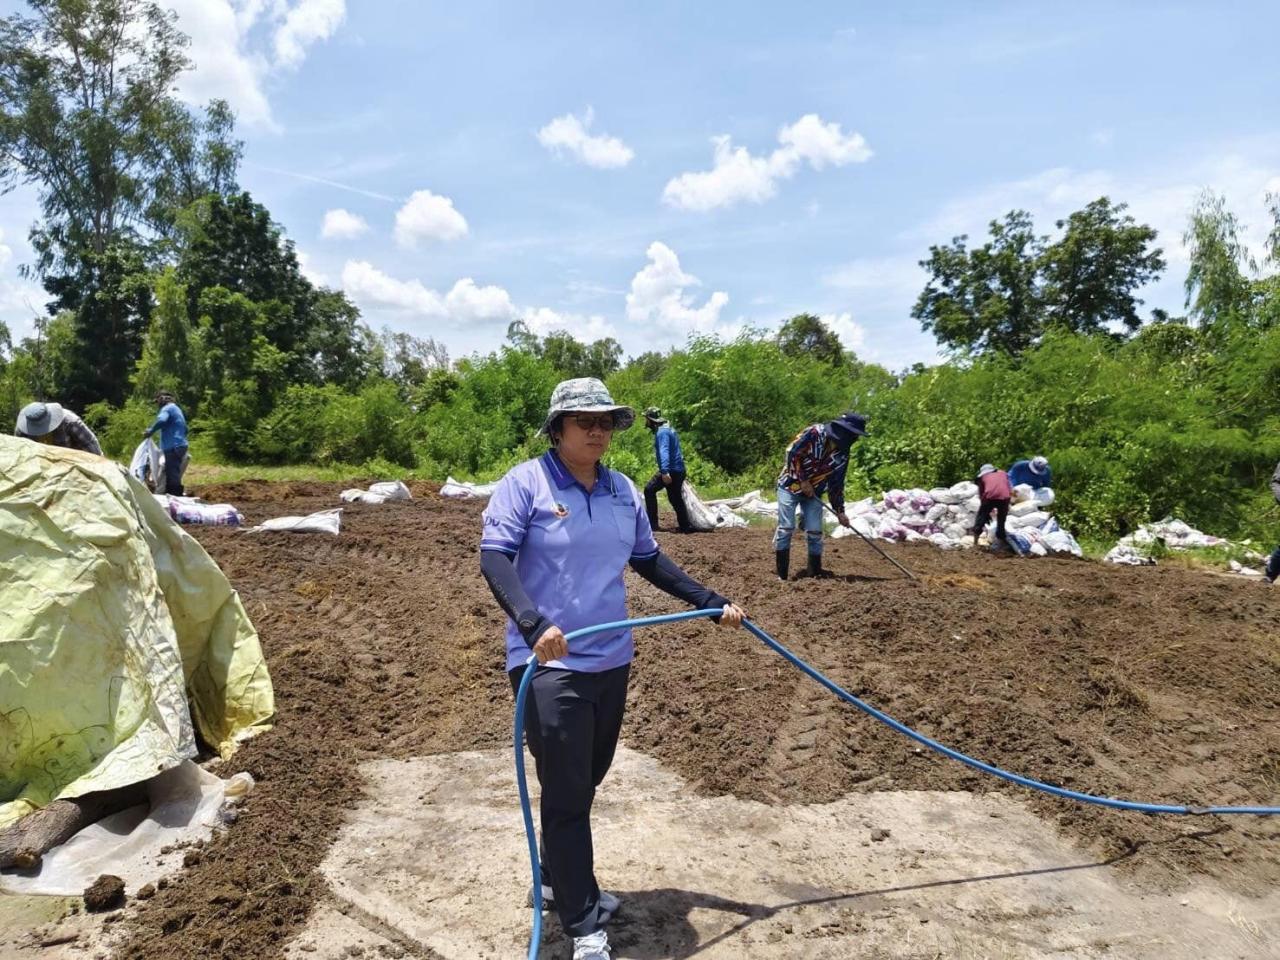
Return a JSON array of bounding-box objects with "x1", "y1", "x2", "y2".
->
[
  {"x1": 774, "y1": 412, "x2": 867, "y2": 581},
  {"x1": 642, "y1": 406, "x2": 693, "y2": 533},
  {"x1": 143, "y1": 391, "x2": 189, "y2": 496},
  {"x1": 1008, "y1": 455, "x2": 1051, "y2": 489},
  {"x1": 479, "y1": 377, "x2": 745, "y2": 960},
  {"x1": 14, "y1": 401, "x2": 102, "y2": 456}
]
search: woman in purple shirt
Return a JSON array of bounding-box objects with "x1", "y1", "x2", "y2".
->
[{"x1": 480, "y1": 377, "x2": 744, "y2": 960}]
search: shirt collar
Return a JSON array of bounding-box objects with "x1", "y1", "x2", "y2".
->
[{"x1": 542, "y1": 449, "x2": 615, "y2": 495}]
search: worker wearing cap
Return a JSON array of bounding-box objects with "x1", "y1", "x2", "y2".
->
[
  {"x1": 1008, "y1": 455, "x2": 1051, "y2": 490},
  {"x1": 478, "y1": 377, "x2": 745, "y2": 960},
  {"x1": 974, "y1": 463, "x2": 1013, "y2": 548},
  {"x1": 14, "y1": 401, "x2": 102, "y2": 456},
  {"x1": 773, "y1": 412, "x2": 867, "y2": 581},
  {"x1": 142, "y1": 391, "x2": 189, "y2": 496},
  {"x1": 641, "y1": 406, "x2": 693, "y2": 534}
]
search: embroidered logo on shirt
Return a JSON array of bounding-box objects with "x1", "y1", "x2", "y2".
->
[{"x1": 553, "y1": 502, "x2": 570, "y2": 519}]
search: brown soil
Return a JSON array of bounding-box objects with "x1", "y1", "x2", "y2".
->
[
  {"x1": 115, "y1": 480, "x2": 1280, "y2": 959},
  {"x1": 83, "y1": 876, "x2": 125, "y2": 913}
]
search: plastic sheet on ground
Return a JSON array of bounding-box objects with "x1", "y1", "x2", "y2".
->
[
  {"x1": 0, "y1": 762, "x2": 254, "y2": 896},
  {"x1": 0, "y1": 436, "x2": 274, "y2": 829},
  {"x1": 340, "y1": 480, "x2": 412, "y2": 504},
  {"x1": 439, "y1": 476, "x2": 499, "y2": 499},
  {"x1": 249, "y1": 507, "x2": 342, "y2": 535}
]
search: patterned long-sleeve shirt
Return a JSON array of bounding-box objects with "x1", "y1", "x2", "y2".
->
[
  {"x1": 15, "y1": 408, "x2": 102, "y2": 456},
  {"x1": 776, "y1": 424, "x2": 848, "y2": 512}
]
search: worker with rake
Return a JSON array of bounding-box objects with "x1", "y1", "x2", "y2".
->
[
  {"x1": 479, "y1": 377, "x2": 744, "y2": 960},
  {"x1": 773, "y1": 412, "x2": 867, "y2": 581}
]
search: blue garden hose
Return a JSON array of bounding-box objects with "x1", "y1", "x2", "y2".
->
[{"x1": 514, "y1": 610, "x2": 1280, "y2": 958}]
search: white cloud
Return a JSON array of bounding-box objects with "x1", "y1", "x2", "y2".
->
[
  {"x1": 275, "y1": 0, "x2": 346, "y2": 69},
  {"x1": 394, "y1": 190, "x2": 469, "y2": 248},
  {"x1": 296, "y1": 249, "x2": 329, "y2": 286},
  {"x1": 166, "y1": 0, "x2": 348, "y2": 130},
  {"x1": 663, "y1": 114, "x2": 872, "y2": 212},
  {"x1": 522, "y1": 307, "x2": 618, "y2": 342},
  {"x1": 320, "y1": 208, "x2": 370, "y2": 240},
  {"x1": 537, "y1": 108, "x2": 635, "y2": 169},
  {"x1": 444, "y1": 277, "x2": 517, "y2": 322},
  {"x1": 626, "y1": 242, "x2": 729, "y2": 334},
  {"x1": 340, "y1": 260, "x2": 617, "y2": 341},
  {"x1": 342, "y1": 260, "x2": 447, "y2": 317},
  {"x1": 818, "y1": 312, "x2": 867, "y2": 353}
]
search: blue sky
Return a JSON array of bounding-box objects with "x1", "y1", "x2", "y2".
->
[{"x1": 2, "y1": 1, "x2": 1279, "y2": 370}]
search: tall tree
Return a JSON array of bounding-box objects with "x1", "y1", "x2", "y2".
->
[
  {"x1": 776, "y1": 313, "x2": 845, "y2": 365},
  {"x1": 913, "y1": 210, "x2": 1045, "y2": 356},
  {"x1": 1183, "y1": 190, "x2": 1255, "y2": 335},
  {"x1": 133, "y1": 266, "x2": 199, "y2": 403},
  {"x1": 0, "y1": 0, "x2": 237, "y2": 269},
  {"x1": 1040, "y1": 197, "x2": 1165, "y2": 335},
  {"x1": 1, "y1": 0, "x2": 241, "y2": 405}
]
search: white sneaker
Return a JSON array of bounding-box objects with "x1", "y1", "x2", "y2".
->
[{"x1": 572, "y1": 929, "x2": 610, "y2": 960}]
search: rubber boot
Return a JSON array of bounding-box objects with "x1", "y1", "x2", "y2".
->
[
  {"x1": 807, "y1": 553, "x2": 824, "y2": 578},
  {"x1": 775, "y1": 549, "x2": 790, "y2": 582}
]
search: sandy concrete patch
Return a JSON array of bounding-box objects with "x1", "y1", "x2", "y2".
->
[{"x1": 290, "y1": 747, "x2": 1280, "y2": 959}]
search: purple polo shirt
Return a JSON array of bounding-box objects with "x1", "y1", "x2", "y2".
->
[{"x1": 481, "y1": 450, "x2": 660, "y2": 673}]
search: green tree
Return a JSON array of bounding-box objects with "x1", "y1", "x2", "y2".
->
[
  {"x1": 0, "y1": 0, "x2": 238, "y2": 268},
  {"x1": 776, "y1": 313, "x2": 845, "y2": 365},
  {"x1": 133, "y1": 266, "x2": 199, "y2": 402},
  {"x1": 40, "y1": 240, "x2": 153, "y2": 406},
  {"x1": 1040, "y1": 198, "x2": 1165, "y2": 336},
  {"x1": 1184, "y1": 190, "x2": 1255, "y2": 335},
  {"x1": 0, "y1": 0, "x2": 242, "y2": 406},
  {"x1": 913, "y1": 210, "x2": 1045, "y2": 356},
  {"x1": 378, "y1": 328, "x2": 449, "y2": 387}
]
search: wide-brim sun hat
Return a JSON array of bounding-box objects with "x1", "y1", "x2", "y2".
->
[
  {"x1": 826, "y1": 411, "x2": 868, "y2": 445},
  {"x1": 977, "y1": 463, "x2": 996, "y2": 478},
  {"x1": 16, "y1": 401, "x2": 66, "y2": 437},
  {"x1": 1030, "y1": 455, "x2": 1049, "y2": 474},
  {"x1": 539, "y1": 377, "x2": 635, "y2": 435}
]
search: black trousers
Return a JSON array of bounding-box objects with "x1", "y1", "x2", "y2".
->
[
  {"x1": 974, "y1": 498, "x2": 1009, "y2": 541},
  {"x1": 509, "y1": 663, "x2": 630, "y2": 939},
  {"x1": 644, "y1": 471, "x2": 692, "y2": 532},
  {"x1": 164, "y1": 444, "x2": 188, "y2": 496}
]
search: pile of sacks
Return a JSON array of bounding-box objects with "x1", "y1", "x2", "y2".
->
[
  {"x1": 1105, "y1": 518, "x2": 1230, "y2": 566},
  {"x1": 832, "y1": 482, "x2": 1081, "y2": 556},
  {"x1": 706, "y1": 481, "x2": 1081, "y2": 556}
]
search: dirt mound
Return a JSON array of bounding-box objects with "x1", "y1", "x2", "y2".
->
[{"x1": 115, "y1": 488, "x2": 1280, "y2": 959}]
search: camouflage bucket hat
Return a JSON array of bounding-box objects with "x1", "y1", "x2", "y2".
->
[{"x1": 540, "y1": 377, "x2": 635, "y2": 436}]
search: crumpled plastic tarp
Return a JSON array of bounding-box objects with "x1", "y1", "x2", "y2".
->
[{"x1": 0, "y1": 436, "x2": 274, "y2": 829}]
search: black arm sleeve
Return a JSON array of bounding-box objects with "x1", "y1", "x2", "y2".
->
[
  {"x1": 629, "y1": 550, "x2": 730, "y2": 616},
  {"x1": 479, "y1": 549, "x2": 553, "y2": 648}
]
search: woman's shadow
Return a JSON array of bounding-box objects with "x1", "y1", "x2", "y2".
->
[{"x1": 542, "y1": 840, "x2": 1159, "y2": 959}]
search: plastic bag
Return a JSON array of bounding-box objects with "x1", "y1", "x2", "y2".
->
[{"x1": 249, "y1": 508, "x2": 342, "y2": 535}]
